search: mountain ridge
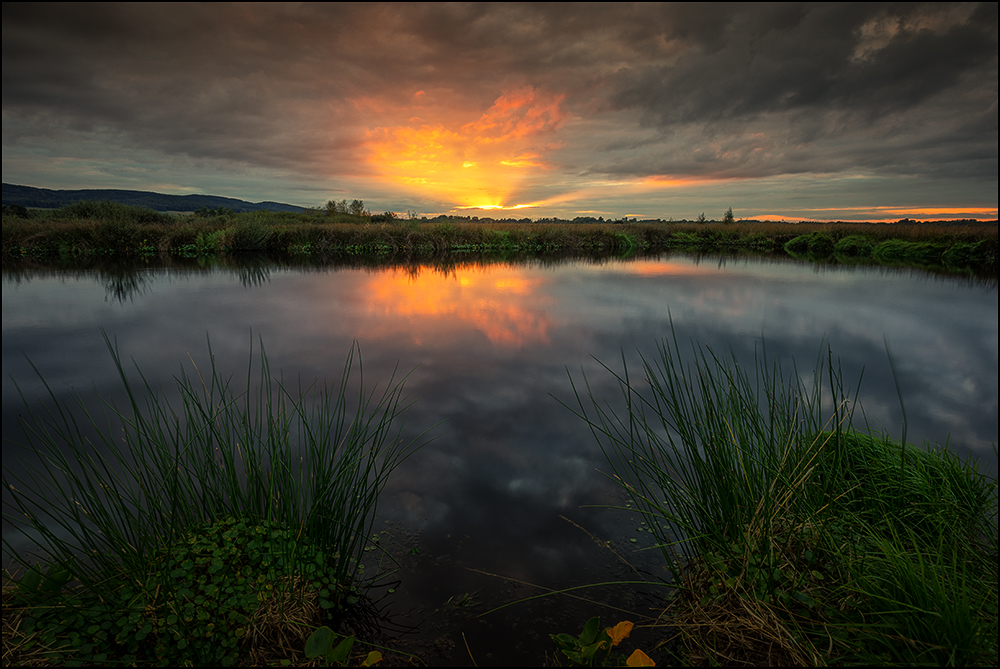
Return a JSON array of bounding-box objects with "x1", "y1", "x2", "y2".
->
[{"x1": 2, "y1": 183, "x2": 309, "y2": 213}]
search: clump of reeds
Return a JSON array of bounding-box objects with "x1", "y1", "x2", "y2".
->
[
  {"x1": 3, "y1": 334, "x2": 425, "y2": 665},
  {"x1": 224, "y1": 212, "x2": 274, "y2": 252},
  {"x1": 569, "y1": 333, "x2": 998, "y2": 666}
]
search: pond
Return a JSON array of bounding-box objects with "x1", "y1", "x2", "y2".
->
[{"x1": 3, "y1": 254, "x2": 997, "y2": 665}]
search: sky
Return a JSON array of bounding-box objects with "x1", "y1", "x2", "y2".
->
[{"x1": 2, "y1": 2, "x2": 997, "y2": 221}]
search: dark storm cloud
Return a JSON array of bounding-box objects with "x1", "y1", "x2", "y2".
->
[
  {"x1": 2, "y1": 2, "x2": 996, "y2": 204},
  {"x1": 610, "y1": 4, "x2": 996, "y2": 121},
  {"x1": 595, "y1": 3, "x2": 997, "y2": 180},
  {"x1": 4, "y1": 3, "x2": 381, "y2": 169}
]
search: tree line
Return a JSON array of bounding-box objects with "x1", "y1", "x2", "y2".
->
[{"x1": 325, "y1": 199, "x2": 369, "y2": 217}]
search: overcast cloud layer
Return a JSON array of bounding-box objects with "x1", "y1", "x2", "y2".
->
[{"x1": 3, "y1": 2, "x2": 997, "y2": 220}]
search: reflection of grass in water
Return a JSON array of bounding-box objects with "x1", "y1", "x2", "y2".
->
[
  {"x1": 4, "y1": 336, "x2": 426, "y2": 666},
  {"x1": 233, "y1": 255, "x2": 272, "y2": 287},
  {"x1": 569, "y1": 332, "x2": 997, "y2": 666},
  {"x1": 100, "y1": 264, "x2": 151, "y2": 303}
]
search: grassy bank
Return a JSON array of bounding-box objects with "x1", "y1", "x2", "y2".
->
[
  {"x1": 3, "y1": 337, "x2": 425, "y2": 666},
  {"x1": 570, "y1": 336, "x2": 998, "y2": 666},
  {"x1": 3, "y1": 201, "x2": 996, "y2": 275}
]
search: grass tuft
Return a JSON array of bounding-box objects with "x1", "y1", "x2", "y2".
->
[
  {"x1": 568, "y1": 331, "x2": 997, "y2": 666},
  {"x1": 3, "y1": 334, "x2": 426, "y2": 665}
]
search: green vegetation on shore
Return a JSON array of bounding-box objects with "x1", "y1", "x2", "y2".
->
[
  {"x1": 4, "y1": 337, "x2": 425, "y2": 666},
  {"x1": 569, "y1": 335, "x2": 998, "y2": 666},
  {"x1": 2, "y1": 200, "x2": 996, "y2": 275}
]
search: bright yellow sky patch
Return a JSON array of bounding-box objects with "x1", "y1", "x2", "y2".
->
[{"x1": 363, "y1": 88, "x2": 566, "y2": 209}]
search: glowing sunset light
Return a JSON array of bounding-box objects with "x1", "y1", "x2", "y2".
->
[
  {"x1": 639, "y1": 175, "x2": 725, "y2": 189},
  {"x1": 361, "y1": 266, "x2": 552, "y2": 349},
  {"x1": 455, "y1": 203, "x2": 537, "y2": 211},
  {"x1": 363, "y1": 87, "x2": 566, "y2": 209},
  {"x1": 859, "y1": 207, "x2": 997, "y2": 219},
  {"x1": 511, "y1": 173, "x2": 728, "y2": 215},
  {"x1": 787, "y1": 206, "x2": 1000, "y2": 222}
]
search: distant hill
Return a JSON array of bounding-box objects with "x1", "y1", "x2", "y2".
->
[{"x1": 1, "y1": 183, "x2": 308, "y2": 213}]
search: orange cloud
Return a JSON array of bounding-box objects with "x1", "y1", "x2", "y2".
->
[
  {"x1": 363, "y1": 87, "x2": 566, "y2": 209},
  {"x1": 639, "y1": 175, "x2": 721, "y2": 189}
]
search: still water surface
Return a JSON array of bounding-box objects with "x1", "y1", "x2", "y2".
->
[{"x1": 3, "y1": 255, "x2": 997, "y2": 664}]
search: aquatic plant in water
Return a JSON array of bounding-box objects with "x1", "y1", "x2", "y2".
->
[
  {"x1": 551, "y1": 617, "x2": 655, "y2": 667},
  {"x1": 4, "y1": 334, "x2": 426, "y2": 665}
]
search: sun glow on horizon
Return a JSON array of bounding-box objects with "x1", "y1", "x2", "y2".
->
[
  {"x1": 455, "y1": 203, "x2": 538, "y2": 211},
  {"x1": 362, "y1": 88, "x2": 566, "y2": 209},
  {"x1": 772, "y1": 206, "x2": 1000, "y2": 222}
]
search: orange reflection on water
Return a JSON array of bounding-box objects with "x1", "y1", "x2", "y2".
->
[
  {"x1": 615, "y1": 260, "x2": 722, "y2": 277},
  {"x1": 363, "y1": 87, "x2": 565, "y2": 209},
  {"x1": 364, "y1": 267, "x2": 552, "y2": 348}
]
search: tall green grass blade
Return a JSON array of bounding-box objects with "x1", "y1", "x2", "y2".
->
[
  {"x1": 4, "y1": 333, "x2": 427, "y2": 603},
  {"x1": 565, "y1": 328, "x2": 997, "y2": 666}
]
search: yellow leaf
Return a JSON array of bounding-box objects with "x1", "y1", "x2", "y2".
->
[
  {"x1": 606, "y1": 620, "x2": 634, "y2": 646},
  {"x1": 362, "y1": 650, "x2": 383, "y2": 666},
  {"x1": 626, "y1": 648, "x2": 655, "y2": 667}
]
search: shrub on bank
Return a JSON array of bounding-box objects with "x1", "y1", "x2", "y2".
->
[
  {"x1": 834, "y1": 234, "x2": 876, "y2": 258},
  {"x1": 785, "y1": 231, "x2": 835, "y2": 258},
  {"x1": 873, "y1": 239, "x2": 949, "y2": 266},
  {"x1": 54, "y1": 200, "x2": 174, "y2": 226},
  {"x1": 942, "y1": 239, "x2": 994, "y2": 268}
]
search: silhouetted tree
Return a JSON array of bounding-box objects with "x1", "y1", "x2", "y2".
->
[{"x1": 325, "y1": 199, "x2": 350, "y2": 216}]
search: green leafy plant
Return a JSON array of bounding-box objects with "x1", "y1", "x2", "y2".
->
[
  {"x1": 552, "y1": 616, "x2": 612, "y2": 666},
  {"x1": 551, "y1": 617, "x2": 653, "y2": 667},
  {"x1": 11, "y1": 561, "x2": 75, "y2": 607},
  {"x1": 305, "y1": 626, "x2": 383, "y2": 666},
  {"x1": 306, "y1": 626, "x2": 356, "y2": 665}
]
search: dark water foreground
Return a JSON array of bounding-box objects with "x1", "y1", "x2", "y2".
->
[{"x1": 3, "y1": 253, "x2": 997, "y2": 665}]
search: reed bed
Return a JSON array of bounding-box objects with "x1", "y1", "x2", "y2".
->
[
  {"x1": 3, "y1": 335, "x2": 425, "y2": 666},
  {"x1": 568, "y1": 334, "x2": 998, "y2": 666},
  {"x1": 3, "y1": 203, "x2": 996, "y2": 274}
]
